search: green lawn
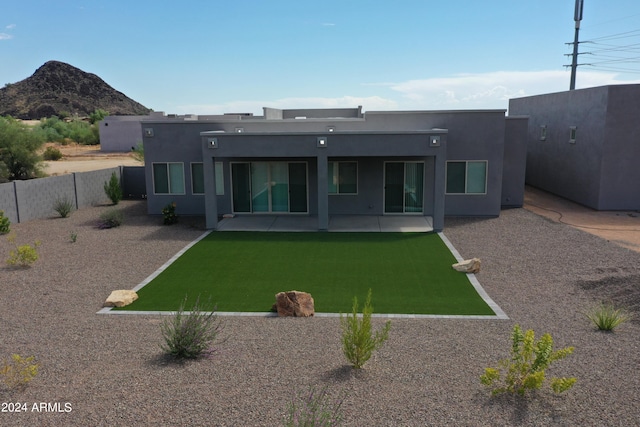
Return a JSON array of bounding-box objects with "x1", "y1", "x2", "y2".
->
[{"x1": 117, "y1": 232, "x2": 495, "y2": 315}]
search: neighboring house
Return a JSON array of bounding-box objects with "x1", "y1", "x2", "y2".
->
[
  {"x1": 139, "y1": 107, "x2": 528, "y2": 231},
  {"x1": 509, "y1": 84, "x2": 640, "y2": 210}
]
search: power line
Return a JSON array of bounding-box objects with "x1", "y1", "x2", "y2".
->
[{"x1": 565, "y1": 20, "x2": 640, "y2": 77}]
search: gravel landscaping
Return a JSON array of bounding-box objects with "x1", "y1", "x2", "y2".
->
[{"x1": 1, "y1": 200, "x2": 639, "y2": 426}]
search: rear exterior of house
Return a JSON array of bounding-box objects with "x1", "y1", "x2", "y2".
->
[{"x1": 141, "y1": 107, "x2": 528, "y2": 231}]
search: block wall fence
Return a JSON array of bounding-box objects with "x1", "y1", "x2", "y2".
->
[{"x1": 0, "y1": 166, "x2": 145, "y2": 224}]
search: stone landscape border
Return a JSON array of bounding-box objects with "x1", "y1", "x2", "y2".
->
[{"x1": 98, "y1": 231, "x2": 508, "y2": 319}]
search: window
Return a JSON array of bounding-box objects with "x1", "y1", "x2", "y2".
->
[
  {"x1": 153, "y1": 162, "x2": 184, "y2": 194},
  {"x1": 540, "y1": 125, "x2": 547, "y2": 141},
  {"x1": 446, "y1": 161, "x2": 487, "y2": 194},
  {"x1": 569, "y1": 126, "x2": 577, "y2": 144},
  {"x1": 328, "y1": 161, "x2": 357, "y2": 194},
  {"x1": 191, "y1": 162, "x2": 224, "y2": 195}
]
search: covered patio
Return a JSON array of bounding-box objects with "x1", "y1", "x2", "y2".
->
[{"x1": 216, "y1": 215, "x2": 434, "y2": 232}]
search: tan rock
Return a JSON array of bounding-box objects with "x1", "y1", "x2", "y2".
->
[
  {"x1": 274, "y1": 291, "x2": 315, "y2": 317},
  {"x1": 452, "y1": 258, "x2": 481, "y2": 274},
  {"x1": 104, "y1": 290, "x2": 138, "y2": 307}
]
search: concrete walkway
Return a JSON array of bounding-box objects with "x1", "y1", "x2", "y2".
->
[
  {"x1": 523, "y1": 186, "x2": 640, "y2": 253},
  {"x1": 216, "y1": 215, "x2": 434, "y2": 232}
]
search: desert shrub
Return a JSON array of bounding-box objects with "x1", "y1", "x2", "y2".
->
[
  {"x1": 0, "y1": 116, "x2": 46, "y2": 181},
  {"x1": 0, "y1": 354, "x2": 39, "y2": 389},
  {"x1": 131, "y1": 141, "x2": 144, "y2": 163},
  {"x1": 340, "y1": 289, "x2": 391, "y2": 369},
  {"x1": 160, "y1": 295, "x2": 223, "y2": 359},
  {"x1": 70, "y1": 231, "x2": 77, "y2": 243},
  {"x1": 36, "y1": 116, "x2": 66, "y2": 143},
  {"x1": 0, "y1": 210, "x2": 10, "y2": 234},
  {"x1": 43, "y1": 146, "x2": 63, "y2": 160},
  {"x1": 284, "y1": 385, "x2": 345, "y2": 427},
  {"x1": 89, "y1": 109, "x2": 109, "y2": 124},
  {"x1": 53, "y1": 197, "x2": 74, "y2": 218},
  {"x1": 162, "y1": 202, "x2": 178, "y2": 225},
  {"x1": 480, "y1": 324, "x2": 576, "y2": 396},
  {"x1": 6, "y1": 234, "x2": 41, "y2": 267},
  {"x1": 68, "y1": 120, "x2": 99, "y2": 145},
  {"x1": 103, "y1": 171, "x2": 122, "y2": 205},
  {"x1": 585, "y1": 302, "x2": 632, "y2": 331},
  {"x1": 98, "y1": 208, "x2": 123, "y2": 229},
  {"x1": 37, "y1": 116, "x2": 99, "y2": 145}
]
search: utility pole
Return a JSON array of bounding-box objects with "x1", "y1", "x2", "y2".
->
[{"x1": 570, "y1": 0, "x2": 584, "y2": 90}]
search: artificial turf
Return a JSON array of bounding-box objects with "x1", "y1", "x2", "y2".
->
[{"x1": 116, "y1": 232, "x2": 495, "y2": 315}]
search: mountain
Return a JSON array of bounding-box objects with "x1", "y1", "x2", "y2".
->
[{"x1": 0, "y1": 61, "x2": 152, "y2": 119}]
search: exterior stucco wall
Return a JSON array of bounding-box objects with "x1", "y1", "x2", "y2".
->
[
  {"x1": 599, "y1": 85, "x2": 640, "y2": 209},
  {"x1": 143, "y1": 122, "x2": 217, "y2": 216},
  {"x1": 502, "y1": 116, "x2": 529, "y2": 208},
  {"x1": 510, "y1": 84, "x2": 640, "y2": 210},
  {"x1": 100, "y1": 116, "x2": 148, "y2": 152}
]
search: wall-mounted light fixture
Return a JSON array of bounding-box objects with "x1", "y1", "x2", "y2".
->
[
  {"x1": 326, "y1": 126, "x2": 335, "y2": 133},
  {"x1": 207, "y1": 137, "x2": 218, "y2": 149},
  {"x1": 430, "y1": 136, "x2": 441, "y2": 147},
  {"x1": 317, "y1": 137, "x2": 328, "y2": 148},
  {"x1": 143, "y1": 128, "x2": 154, "y2": 138},
  {"x1": 235, "y1": 127, "x2": 244, "y2": 133},
  {"x1": 540, "y1": 125, "x2": 547, "y2": 141}
]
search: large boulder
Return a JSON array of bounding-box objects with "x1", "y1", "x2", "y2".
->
[
  {"x1": 273, "y1": 291, "x2": 315, "y2": 317},
  {"x1": 104, "y1": 290, "x2": 138, "y2": 307},
  {"x1": 452, "y1": 258, "x2": 481, "y2": 274}
]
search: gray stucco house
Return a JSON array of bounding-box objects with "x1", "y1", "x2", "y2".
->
[
  {"x1": 509, "y1": 84, "x2": 640, "y2": 211},
  {"x1": 140, "y1": 107, "x2": 528, "y2": 231}
]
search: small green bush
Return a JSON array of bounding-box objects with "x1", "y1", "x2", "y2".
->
[
  {"x1": 284, "y1": 385, "x2": 345, "y2": 427},
  {"x1": 103, "y1": 171, "x2": 122, "y2": 205},
  {"x1": 0, "y1": 210, "x2": 10, "y2": 234},
  {"x1": 42, "y1": 146, "x2": 63, "y2": 160},
  {"x1": 0, "y1": 354, "x2": 39, "y2": 389},
  {"x1": 53, "y1": 197, "x2": 74, "y2": 218},
  {"x1": 70, "y1": 231, "x2": 77, "y2": 243},
  {"x1": 585, "y1": 302, "x2": 632, "y2": 331},
  {"x1": 131, "y1": 142, "x2": 144, "y2": 163},
  {"x1": 98, "y1": 209, "x2": 123, "y2": 229},
  {"x1": 480, "y1": 324, "x2": 576, "y2": 396},
  {"x1": 6, "y1": 234, "x2": 41, "y2": 267},
  {"x1": 162, "y1": 202, "x2": 178, "y2": 225},
  {"x1": 340, "y1": 289, "x2": 391, "y2": 369},
  {"x1": 160, "y1": 295, "x2": 224, "y2": 359}
]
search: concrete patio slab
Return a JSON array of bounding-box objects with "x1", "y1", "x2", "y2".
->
[
  {"x1": 217, "y1": 215, "x2": 277, "y2": 231},
  {"x1": 215, "y1": 215, "x2": 434, "y2": 232},
  {"x1": 329, "y1": 215, "x2": 381, "y2": 232},
  {"x1": 379, "y1": 216, "x2": 433, "y2": 232}
]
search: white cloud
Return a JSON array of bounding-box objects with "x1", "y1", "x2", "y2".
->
[
  {"x1": 174, "y1": 96, "x2": 397, "y2": 115},
  {"x1": 169, "y1": 70, "x2": 640, "y2": 115},
  {"x1": 384, "y1": 70, "x2": 640, "y2": 110},
  {"x1": 1, "y1": 23, "x2": 15, "y2": 40}
]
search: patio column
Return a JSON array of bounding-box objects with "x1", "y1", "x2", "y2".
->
[
  {"x1": 432, "y1": 152, "x2": 445, "y2": 232},
  {"x1": 316, "y1": 151, "x2": 329, "y2": 231},
  {"x1": 204, "y1": 155, "x2": 218, "y2": 230}
]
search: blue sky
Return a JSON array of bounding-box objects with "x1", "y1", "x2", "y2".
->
[{"x1": 2, "y1": 1, "x2": 640, "y2": 115}]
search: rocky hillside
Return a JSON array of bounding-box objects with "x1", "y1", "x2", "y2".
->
[{"x1": 0, "y1": 61, "x2": 151, "y2": 119}]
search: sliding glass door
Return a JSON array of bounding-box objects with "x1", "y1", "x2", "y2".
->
[
  {"x1": 384, "y1": 162, "x2": 424, "y2": 214},
  {"x1": 231, "y1": 162, "x2": 307, "y2": 213}
]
